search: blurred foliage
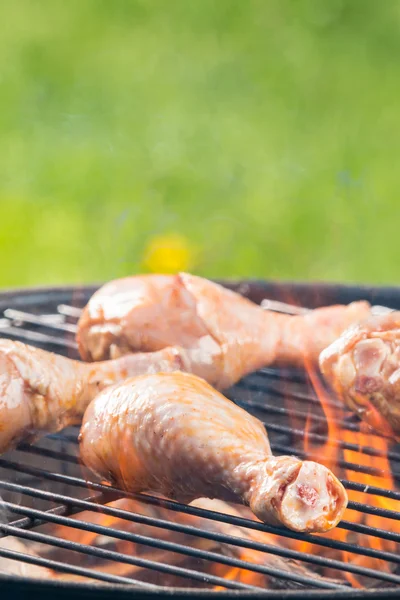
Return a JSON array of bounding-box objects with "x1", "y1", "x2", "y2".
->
[{"x1": 0, "y1": 0, "x2": 400, "y2": 288}]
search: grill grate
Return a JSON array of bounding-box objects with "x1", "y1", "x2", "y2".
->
[{"x1": 0, "y1": 283, "x2": 399, "y2": 596}]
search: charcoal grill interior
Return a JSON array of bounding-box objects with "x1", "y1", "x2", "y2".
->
[{"x1": 0, "y1": 281, "x2": 400, "y2": 600}]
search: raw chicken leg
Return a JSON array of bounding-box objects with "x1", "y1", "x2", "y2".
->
[
  {"x1": 320, "y1": 312, "x2": 400, "y2": 437},
  {"x1": 77, "y1": 273, "x2": 371, "y2": 388},
  {"x1": 80, "y1": 371, "x2": 347, "y2": 533},
  {"x1": 0, "y1": 339, "x2": 186, "y2": 453}
]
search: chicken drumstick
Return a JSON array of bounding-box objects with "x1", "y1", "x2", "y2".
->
[
  {"x1": 0, "y1": 339, "x2": 189, "y2": 453},
  {"x1": 320, "y1": 311, "x2": 400, "y2": 438},
  {"x1": 77, "y1": 273, "x2": 371, "y2": 388},
  {"x1": 79, "y1": 371, "x2": 348, "y2": 533}
]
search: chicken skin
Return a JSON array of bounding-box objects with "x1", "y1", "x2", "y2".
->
[
  {"x1": 0, "y1": 339, "x2": 188, "y2": 453},
  {"x1": 80, "y1": 371, "x2": 347, "y2": 533},
  {"x1": 320, "y1": 312, "x2": 400, "y2": 438},
  {"x1": 76, "y1": 273, "x2": 371, "y2": 388}
]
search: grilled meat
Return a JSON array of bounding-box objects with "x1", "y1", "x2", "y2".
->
[
  {"x1": 79, "y1": 371, "x2": 347, "y2": 533},
  {"x1": 320, "y1": 312, "x2": 400, "y2": 437},
  {"x1": 0, "y1": 339, "x2": 187, "y2": 453},
  {"x1": 76, "y1": 273, "x2": 371, "y2": 388}
]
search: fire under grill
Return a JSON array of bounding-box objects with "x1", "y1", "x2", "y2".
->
[{"x1": 0, "y1": 281, "x2": 400, "y2": 599}]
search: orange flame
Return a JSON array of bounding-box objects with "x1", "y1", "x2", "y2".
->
[
  {"x1": 302, "y1": 356, "x2": 400, "y2": 587},
  {"x1": 41, "y1": 498, "x2": 295, "y2": 590}
]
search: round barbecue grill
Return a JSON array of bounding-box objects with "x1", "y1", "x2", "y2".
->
[{"x1": 0, "y1": 280, "x2": 400, "y2": 600}]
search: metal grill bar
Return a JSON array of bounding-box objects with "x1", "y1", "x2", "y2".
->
[
  {"x1": 0, "y1": 287, "x2": 400, "y2": 594},
  {"x1": 0, "y1": 521, "x2": 262, "y2": 592},
  {"x1": 342, "y1": 481, "x2": 400, "y2": 501},
  {"x1": 259, "y1": 367, "x2": 308, "y2": 384},
  {"x1": 3, "y1": 309, "x2": 77, "y2": 334},
  {"x1": 4, "y1": 503, "x2": 344, "y2": 590},
  {"x1": 0, "y1": 458, "x2": 399, "y2": 585},
  {"x1": 0, "y1": 474, "x2": 395, "y2": 586},
  {"x1": 57, "y1": 304, "x2": 82, "y2": 318},
  {"x1": 0, "y1": 324, "x2": 77, "y2": 349},
  {"x1": 4, "y1": 493, "x2": 105, "y2": 531},
  {"x1": 16, "y1": 441, "x2": 400, "y2": 511},
  {"x1": 271, "y1": 443, "x2": 394, "y2": 479},
  {"x1": 268, "y1": 425, "x2": 400, "y2": 463},
  {"x1": 235, "y1": 379, "x2": 343, "y2": 409},
  {"x1": 0, "y1": 547, "x2": 156, "y2": 587}
]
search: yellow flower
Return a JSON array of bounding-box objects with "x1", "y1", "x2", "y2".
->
[{"x1": 142, "y1": 233, "x2": 195, "y2": 274}]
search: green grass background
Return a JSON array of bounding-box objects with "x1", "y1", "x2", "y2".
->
[{"x1": 1, "y1": 0, "x2": 399, "y2": 288}]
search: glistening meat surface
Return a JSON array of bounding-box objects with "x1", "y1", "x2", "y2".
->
[
  {"x1": 0, "y1": 339, "x2": 187, "y2": 453},
  {"x1": 79, "y1": 371, "x2": 348, "y2": 533},
  {"x1": 76, "y1": 273, "x2": 371, "y2": 388},
  {"x1": 320, "y1": 312, "x2": 400, "y2": 437}
]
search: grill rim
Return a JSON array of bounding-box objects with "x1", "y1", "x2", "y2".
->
[
  {"x1": 0, "y1": 278, "x2": 399, "y2": 303},
  {"x1": 1, "y1": 573, "x2": 400, "y2": 600},
  {"x1": 1, "y1": 279, "x2": 400, "y2": 599}
]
